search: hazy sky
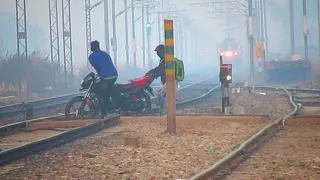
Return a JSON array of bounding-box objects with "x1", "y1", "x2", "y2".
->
[{"x1": 0, "y1": 0, "x2": 318, "y2": 69}]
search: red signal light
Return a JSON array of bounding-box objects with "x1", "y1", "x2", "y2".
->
[{"x1": 85, "y1": 98, "x2": 91, "y2": 104}]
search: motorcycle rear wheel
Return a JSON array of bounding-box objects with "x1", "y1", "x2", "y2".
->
[{"x1": 65, "y1": 96, "x2": 96, "y2": 120}]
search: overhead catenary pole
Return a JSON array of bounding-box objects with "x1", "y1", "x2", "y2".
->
[
  {"x1": 104, "y1": 0, "x2": 110, "y2": 54},
  {"x1": 262, "y1": 0, "x2": 268, "y2": 54},
  {"x1": 15, "y1": 0, "x2": 28, "y2": 101},
  {"x1": 146, "y1": 0, "x2": 152, "y2": 69},
  {"x1": 124, "y1": 0, "x2": 129, "y2": 65},
  {"x1": 259, "y1": 0, "x2": 264, "y2": 44},
  {"x1": 85, "y1": 0, "x2": 92, "y2": 67},
  {"x1": 15, "y1": 0, "x2": 28, "y2": 58},
  {"x1": 191, "y1": 27, "x2": 196, "y2": 64},
  {"x1": 111, "y1": 0, "x2": 117, "y2": 67},
  {"x1": 289, "y1": 0, "x2": 295, "y2": 55},
  {"x1": 195, "y1": 28, "x2": 199, "y2": 63},
  {"x1": 248, "y1": 0, "x2": 254, "y2": 84},
  {"x1": 49, "y1": 0, "x2": 61, "y2": 92},
  {"x1": 61, "y1": 0, "x2": 73, "y2": 90},
  {"x1": 318, "y1": 0, "x2": 320, "y2": 58},
  {"x1": 166, "y1": 0, "x2": 170, "y2": 18},
  {"x1": 302, "y1": 0, "x2": 309, "y2": 59},
  {"x1": 184, "y1": 23, "x2": 188, "y2": 62},
  {"x1": 131, "y1": 0, "x2": 137, "y2": 70},
  {"x1": 141, "y1": 0, "x2": 146, "y2": 68},
  {"x1": 254, "y1": 0, "x2": 260, "y2": 43},
  {"x1": 164, "y1": 19, "x2": 176, "y2": 134}
]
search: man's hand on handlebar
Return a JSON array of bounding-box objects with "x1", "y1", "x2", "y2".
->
[{"x1": 145, "y1": 71, "x2": 153, "y2": 77}]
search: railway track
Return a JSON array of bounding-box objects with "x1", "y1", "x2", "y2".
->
[
  {"x1": 0, "y1": 79, "x2": 207, "y2": 110},
  {"x1": 189, "y1": 86, "x2": 320, "y2": 180},
  {"x1": 0, "y1": 77, "x2": 220, "y2": 166},
  {"x1": 0, "y1": 77, "x2": 217, "y2": 125},
  {"x1": 0, "y1": 80, "x2": 204, "y2": 110},
  {"x1": 1, "y1": 83, "x2": 319, "y2": 179}
]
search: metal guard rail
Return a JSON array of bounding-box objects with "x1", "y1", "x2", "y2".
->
[{"x1": 0, "y1": 92, "x2": 84, "y2": 112}]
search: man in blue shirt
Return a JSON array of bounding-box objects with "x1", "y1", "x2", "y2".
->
[{"x1": 89, "y1": 40, "x2": 118, "y2": 118}]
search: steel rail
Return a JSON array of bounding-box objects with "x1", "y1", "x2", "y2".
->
[
  {"x1": 0, "y1": 115, "x2": 120, "y2": 165},
  {"x1": 0, "y1": 78, "x2": 215, "y2": 110},
  {"x1": 148, "y1": 83, "x2": 221, "y2": 115},
  {"x1": 2, "y1": 81, "x2": 312, "y2": 171},
  {"x1": 0, "y1": 80, "x2": 219, "y2": 166},
  {"x1": 189, "y1": 86, "x2": 299, "y2": 180},
  {"x1": 0, "y1": 114, "x2": 63, "y2": 136},
  {"x1": 293, "y1": 97, "x2": 320, "y2": 105},
  {"x1": 0, "y1": 83, "x2": 220, "y2": 137},
  {"x1": 0, "y1": 77, "x2": 216, "y2": 119}
]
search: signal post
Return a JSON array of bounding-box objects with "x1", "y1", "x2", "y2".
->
[
  {"x1": 219, "y1": 55, "x2": 233, "y2": 114},
  {"x1": 164, "y1": 19, "x2": 176, "y2": 133}
]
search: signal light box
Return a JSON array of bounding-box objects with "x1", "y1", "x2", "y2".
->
[
  {"x1": 220, "y1": 64, "x2": 232, "y2": 84},
  {"x1": 220, "y1": 64, "x2": 232, "y2": 70}
]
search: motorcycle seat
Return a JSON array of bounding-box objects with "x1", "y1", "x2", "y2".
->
[
  {"x1": 114, "y1": 82, "x2": 134, "y2": 88},
  {"x1": 113, "y1": 76, "x2": 152, "y2": 93},
  {"x1": 131, "y1": 76, "x2": 150, "y2": 87},
  {"x1": 114, "y1": 82, "x2": 135, "y2": 93}
]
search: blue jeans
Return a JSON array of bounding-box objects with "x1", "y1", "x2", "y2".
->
[{"x1": 159, "y1": 92, "x2": 166, "y2": 115}]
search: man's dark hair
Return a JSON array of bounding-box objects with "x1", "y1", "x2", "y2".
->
[
  {"x1": 90, "y1": 40, "x2": 100, "y2": 51},
  {"x1": 154, "y1": 44, "x2": 165, "y2": 52}
]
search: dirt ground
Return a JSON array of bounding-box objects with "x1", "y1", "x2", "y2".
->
[
  {"x1": 226, "y1": 118, "x2": 320, "y2": 180},
  {"x1": 0, "y1": 116, "x2": 269, "y2": 180}
]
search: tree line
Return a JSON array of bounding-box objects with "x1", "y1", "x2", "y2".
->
[{"x1": 0, "y1": 50, "x2": 75, "y2": 97}]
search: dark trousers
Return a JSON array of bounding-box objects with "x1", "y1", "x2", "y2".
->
[{"x1": 96, "y1": 77, "x2": 117, "y2": 117}]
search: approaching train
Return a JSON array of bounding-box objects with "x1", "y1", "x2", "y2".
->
[{"x1": 217, "y1": 36, "x2": 245, "y2": 73}]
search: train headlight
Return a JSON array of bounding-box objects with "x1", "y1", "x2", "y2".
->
[
  {"x1": 225, "y1": 51, "x2": 233, "y2": 57},
  {"x1": 226, "y1": 75, "x2": 232, "y2": 81}
]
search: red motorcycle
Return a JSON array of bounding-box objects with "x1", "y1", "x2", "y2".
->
[{"x1": 65, "y1": 72, "x2": 155, "y2": 119}]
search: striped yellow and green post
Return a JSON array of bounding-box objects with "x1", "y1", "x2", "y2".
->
[{"x1": 164, "y1": 19, "x2": 176, "y2": 133}]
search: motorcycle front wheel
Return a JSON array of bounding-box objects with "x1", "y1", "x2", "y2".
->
[{"x1": 65, "y1": 96, "x2": 96, "y2": 120}]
